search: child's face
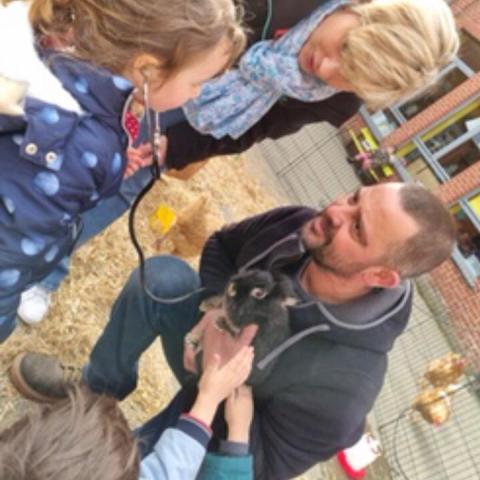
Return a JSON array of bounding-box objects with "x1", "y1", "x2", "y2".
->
[
  {"x1": 297, "y1": 9, "x2": 359, "y2": 91},
  {"x1": 146, "y1": 37, "x2": 233, "y2": 112}
]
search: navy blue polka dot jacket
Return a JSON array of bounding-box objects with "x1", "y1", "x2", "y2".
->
[{"x1": 0, "y1": 51, "x2": 131, "y2": 340}]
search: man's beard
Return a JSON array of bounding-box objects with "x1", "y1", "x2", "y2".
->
[
  {"x1": 302, "y1": 217, "x2": 366, "y2": 278},
  {"x1": 307, "y1": 243, "x2": 365, "y2": 278}
]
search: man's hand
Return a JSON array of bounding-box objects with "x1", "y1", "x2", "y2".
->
[
  {"x1": 201, "y1": 315, "x2": 258, "y2": 371},
  {"x1": 183, "y1": 309, "x2": 258, "y2": 374},
  {"x1": 183, "y1": 310, "x2": 220, "y2": 374}
]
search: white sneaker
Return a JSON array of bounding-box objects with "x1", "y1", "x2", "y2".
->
[{"x1": 18, "y1": 285, "x2": 51, "y2": 325}]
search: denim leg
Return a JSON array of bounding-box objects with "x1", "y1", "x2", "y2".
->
[{"x1": 84, "y1": 256, "x2": 203, "y2": 400}]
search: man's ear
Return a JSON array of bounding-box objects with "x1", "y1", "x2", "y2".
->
[{"x1": 361, "y1": 267, "x2": 400, "y2": 289}]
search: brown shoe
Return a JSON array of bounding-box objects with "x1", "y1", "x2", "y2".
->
[{"x1": 10, "y1": 352, "x2": 83, "y2": 403}]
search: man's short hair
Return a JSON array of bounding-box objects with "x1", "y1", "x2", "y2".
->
[
  {"x1": 0, "y1": 387, "x2": 138, "y2": 480},
  {"x1": 386, "y1": 183, "x2": 456, "y2": 278}
]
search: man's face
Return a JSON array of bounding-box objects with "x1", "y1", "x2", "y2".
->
[{"x1": 301, "y1": 184, "x2": 420, "y2": 277}]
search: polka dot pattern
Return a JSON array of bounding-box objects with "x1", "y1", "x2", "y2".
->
[
  {"x1": 74, "y1": 77, "x2": 89, "y2": 94},
  {"x1": 0, "y1": 269, "x2": 20, "y2": 288},
  {"x1": 81, "y1": 151, "x2": 98, "y2": 169},
  {"x1": 111, "y1": 153, "x2": 122, "y2": 175},
  {"x1": 12, "y1": 134, "x2": 24, "y2": 146},
  {"x1": 2, "y1": 196, "x2": 15, "y2": 214},
  {"x1": 112, "y1": 76, "x2": 132, "y2": 91},
  {"x1": 34, "y1": 172, "x2": 60, "y2": 196},
  {"x1": 21, "y1": 237, "x2": 46, "y2": 256},
  {"x1": 39, "y1": 106, "x2": 60, "y2": 125},
  {"x1": 44, "y1": 245, "x2": 59, "y2": 263}
]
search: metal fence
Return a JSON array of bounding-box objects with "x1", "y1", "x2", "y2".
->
[{"x1": 252, "y1": 122, "x2": 480, "y2": 480}]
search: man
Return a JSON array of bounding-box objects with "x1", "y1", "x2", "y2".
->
[{"x1": 11, "y1": 182, "x2": 456, "y2": 479}]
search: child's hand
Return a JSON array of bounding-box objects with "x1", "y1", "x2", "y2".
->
[
  {"x1": 188, "y1": 347, "x2": 254, "y2": 427},
  {"x1": 123, "y1": 136, "x2": 167, "y2": 178},
  {"x1": 225, "y1": 385, "x2": 253, "y2": 443},
  {"x1": 198, "y1": 346, "x2": 254, "y2": 405}
]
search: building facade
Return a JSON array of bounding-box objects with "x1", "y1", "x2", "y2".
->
[{"x1": 344, "y1": 0, "x2": 480, "y2": 369}]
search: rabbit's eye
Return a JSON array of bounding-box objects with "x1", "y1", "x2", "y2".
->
[
  {"x1": 251, "y1": 288, "x2": 267, "y2": 299},
  {"x1": 227, "y1": 283, "x2": 236, "y2": 297}
]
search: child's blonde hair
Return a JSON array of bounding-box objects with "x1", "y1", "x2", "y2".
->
[
  {"x1": 342, "y1": 0, "x2": 459, "y2": 110},
  {"x1": 26, "y1": 0, "x2": 246, "y2": 76},
  {"x1": 0, "y1": 387, "x2": 138, "y2": 480}
]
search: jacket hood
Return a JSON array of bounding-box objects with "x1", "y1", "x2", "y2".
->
[{"x1": 248, "y1": 230, "x2": 414, "y2": 370}]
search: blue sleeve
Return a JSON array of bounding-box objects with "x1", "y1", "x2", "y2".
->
[
  {"x1": 197, "y1": 453, "x2": 253, "y2": 480},
  {"x1": 139, "y1": 415, "x2": 211, "y2": 480}
]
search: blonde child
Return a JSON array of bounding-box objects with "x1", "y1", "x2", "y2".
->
[
  {"x1": 0, "y1": 347, "x2": 255, "y2": 480},
  {"x1": 0, "y1": 0, "x2": 245, "y2": 342}
]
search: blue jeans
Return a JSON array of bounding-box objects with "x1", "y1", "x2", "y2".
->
[
  {"x1": 83, "y1": 255, "x2": 204, "y2": 399},
  {"x1": 39, "y1": 107, "x2": 186, "y2": 292}
]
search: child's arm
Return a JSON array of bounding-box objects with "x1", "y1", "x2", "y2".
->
[
  {"x1": 139, "y1": 347, "x2": 253, "y2": 480},
  {"x1": 196, "y1": 385, "x2": 254, "y2": 480}
]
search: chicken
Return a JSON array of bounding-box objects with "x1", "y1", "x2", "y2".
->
[
  {"x1": 412, "y1": 387, "x2": 451, "y2": 426},
  {"x1": 424, "y1": 352, "x2": 465, "y2": 388}
]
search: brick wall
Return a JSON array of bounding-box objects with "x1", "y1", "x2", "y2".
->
[
  {"x1": 430, "y1": 159, "x2": 480, "y2": 371},
  {"x1": 454, "y1": 0, "x2": 480, "y2": 37}
]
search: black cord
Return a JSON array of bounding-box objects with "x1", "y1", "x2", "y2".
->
[{"x1": 127, "y1": 106, "x2": 204, "y2": 304}]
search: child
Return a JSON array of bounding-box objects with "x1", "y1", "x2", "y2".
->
[
  {"x1": 18, "y1": 0, "x2": 460, "y2": 324},
  {"x1": 0, "y1": 0, "x2": 246, "y2": 341},
  {"x1": 0, "y1": 347, "x2": 254, "y2": 480}
]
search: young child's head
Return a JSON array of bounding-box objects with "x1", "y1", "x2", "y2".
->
[
  {"x1": 343, "y1": 0, "x2": 459, "y2": 109},
  {"x1": 28, "y1": 0, "x2": 246, "y2": 110},
  {"x1": 0, "y1": 387, "x2": 138, "y2": 480},
  {"x1": 299, "y1": 0, "x2": 459, "y2": 110}
]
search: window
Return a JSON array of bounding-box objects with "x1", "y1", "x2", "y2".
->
[
  {"x1": 398, "y1": 143, "x2": 440, "y2": 190},
  {"x1": 459, "y1": 30, "x2": 480, "y2": 72},
  {"x1": 369, "y1": 110, "x2": 399, "y2": 137},
  {"x1": 438, "y1": 138, "x2": 480, "y2": 177},
  {"x1": 424, "y1": 101, "x2": 480, "y2": 154},
  {"x1": 399, "y1": 68, "x2": 468, "y2": 120},
  {"x1": 450, "y1": 196, "x2": 480, "y2": 280}
]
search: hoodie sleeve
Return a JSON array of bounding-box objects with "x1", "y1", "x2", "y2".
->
[
  {"x1": 165, "y1": 93, "x2": 360, "y2": 171},
  {"x1": 139, "y1": 414, "x2": 212, "y2": 480}
]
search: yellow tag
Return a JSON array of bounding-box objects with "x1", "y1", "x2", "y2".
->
[{"x1": 148, "y1": 204, "x2": 177, "y2": 235}]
